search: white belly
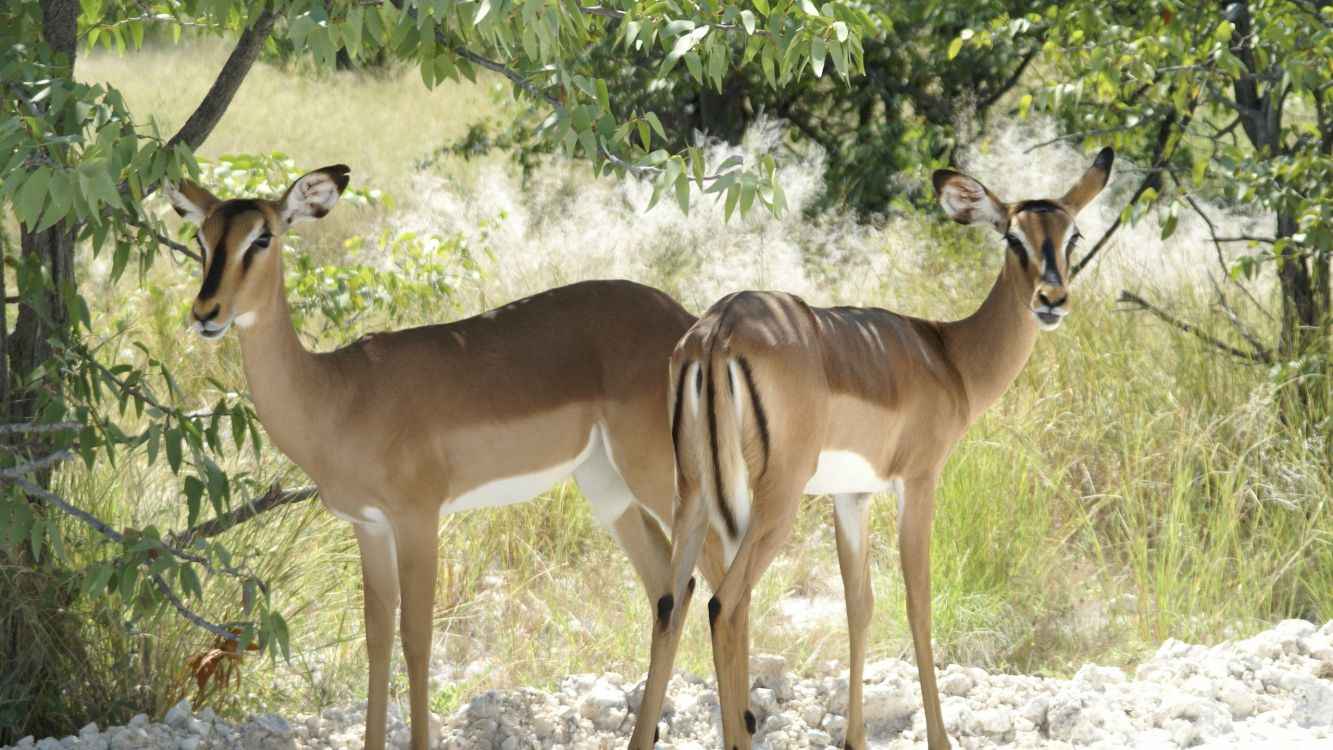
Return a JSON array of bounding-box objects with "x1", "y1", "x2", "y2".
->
[
  {"x1": 804, "y1": 450, "x2": 893, "y2": 495},
  {"x1": 442, "y1": 427, "x2": 597, "y2": 516}
]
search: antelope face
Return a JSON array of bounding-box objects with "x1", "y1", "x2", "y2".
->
[
  {"x1": 933, "y1": 147, "x2": 1114, "y2": 332},
  {"x1": 164, "y1": 165, "x2": 350, "y2": 340},
  {"x1": 1005, "y1": 201, "x2": 1078, "y2": 330}
]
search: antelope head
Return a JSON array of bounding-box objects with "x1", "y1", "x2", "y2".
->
[
  {"x1": 164, "y1": 165, "x2": 350, "y2": 339},
  {"x1": 933, "y1": 147, "x2": 1114, "y2": 331}
]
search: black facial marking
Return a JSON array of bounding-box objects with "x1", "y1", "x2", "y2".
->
[
  {"x1": 197, "y1": 233, "x2": 228, "y2": 300},
  {"x1": 1016, "y1": 199, "x2": 1062, "y2": 214},
  {"x1": 657, "y1": 594, "x2": 674, "y2": 630},
  {"x1": 1041, "y1": 237, "x2": 1063, "y2": 286},
  {"x1": 654, "y1": 727, "x2": 659, "y2": 743},
  {"x1": 218, "y1": 199, "x2": 261, "y2": 219},
  {"x1": 687, "y1": 576, "x2": 696, "y2": 594},
  {"x1": 708, "y1": 596, "x2": 721, "y2": 631},
  {"x1": 744, "y1": 710, "x2": 757, "y2": 734},
  {"x1": 1005, "y1": 235, "x2": 1028, "y2": 270},
  {"x1": 736, "y1": 356, "x2": 770, "y2": 474}
]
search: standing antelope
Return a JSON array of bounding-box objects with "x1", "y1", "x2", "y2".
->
[
  {"x1": 630, "y1": 149, "x2": 1114, "y2": 750},
  {"x1": 164, "y1": 166, "x2": 706, "y2": 750}
]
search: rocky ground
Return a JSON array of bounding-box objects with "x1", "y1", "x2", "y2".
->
[{"x1": 7, "y1": 619, "x2": 1333, "y2": 749}]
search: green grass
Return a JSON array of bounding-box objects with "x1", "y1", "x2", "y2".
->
[{"x1": 20, "y1": 37, "x2": 1331, "y2": 734}]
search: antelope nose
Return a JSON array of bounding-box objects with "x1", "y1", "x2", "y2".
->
[
  {"x1": 1038, "y1": 290, "x2": 1067, "y2": 309},
  {"x1": 194, "y1": 303, "x2": 221, "y2": 323}
]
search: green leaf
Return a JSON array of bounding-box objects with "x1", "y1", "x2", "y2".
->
[
  {"x1": 19, "y1": 167, "x2": 51, "y2": 227},
  {"x1": 753, "y1": 0, "x2": 770, "y2": 16},
  {"x1": 811, "y1": 36, "x2": 826, "y2": 77},
  {"x1": 947, "y1": 37, "x2": 964, "y2": 60}
]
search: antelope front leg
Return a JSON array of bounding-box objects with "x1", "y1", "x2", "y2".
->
[
  {"x1": 354, "y1": 524, "x2": 400, "y2": 750},
  {"x1": 833, "y1": 493, "x2": 874, "y2": 750},
  {"x1": 899, "y1": 475, "x2": 951, "y2": 750},
  {"x1": 394, "y1": 512, "x2": 440, "y2": 750}
]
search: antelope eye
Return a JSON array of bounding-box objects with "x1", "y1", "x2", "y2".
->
[
  {"x1": 252, "y1": 233, "x2": 272, "y2": 250},
  {"x1": 1004, "y1": 235, "x2": 1024, "y2": 251}
]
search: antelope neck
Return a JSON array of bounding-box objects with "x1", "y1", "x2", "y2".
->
[{"x1": 939, "y1": 255, "x2": 1041, "y2": 418}]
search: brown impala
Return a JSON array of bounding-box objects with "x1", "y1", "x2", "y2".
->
[
  {"x1": 166, "y1": 166, "x2": 711, "y2": 750},
  {"x1": 628, "y1": 148, "x2": 1114, "y2": 750}
]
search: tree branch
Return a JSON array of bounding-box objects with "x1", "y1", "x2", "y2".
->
[
  {"x1": 119, "y1": 209, "x2": 202, "y2": 263},
  {"x1": 978, "y1": 43, "x2": 1041, "y2": 112},
  {"x1": 1118, "y1": 290, "x2": 1271, "y2": 363},
  {"x1": 1180, "y1": 192, "x2": 1274, "y2": 318},
  {"x1": 165, "y1": 483, "x2": 317, "y2": 550},
  {"x1": 166, "y1": 9, "x2": 279, "y2": 151},
  {"x1": 0, "y1": 450, "x2": 78, "y2": 478},
  {"x1": 1024, "y1": 110, "x2": 1173, "y2": 153},
  {"x1": 0, "y1": 420, "x2": 81, "y2": 435},
  {"x1": 151, "y1": 573, "x2": 245, "y2": 644},
  {"x1": 1072, "y1": 103, "x2": 1189, "y2": 278}
]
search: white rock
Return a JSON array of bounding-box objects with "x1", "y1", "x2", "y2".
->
[
  {"x1": 860, "y1": 684, "x2": 915, "y2": 735},
  {"x1": 973, "y1": 706, "x2": 1014, "y2": 737},
  {"x1": 1074, "y1": 664, "x2": 1127, "y2": 691},
  {"x1": 938, "y1": 670, "x2": 973, "y2": 697},
  {"x1": 575, "y1": 681, "x2": 628, "y2": 731},
  {"x1": 1281, "y1": 672, "x2": 1333, "y2": 727},
  {"x1": 1219, "y1": 677, "x2": 1259, "y2": 719}
]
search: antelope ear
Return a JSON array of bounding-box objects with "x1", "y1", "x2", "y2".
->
[
  {"x1": 933, "y1": 169, "x2": 1009, "y2": 233},
  {"x1": 279, "y1": 164, "x2": 351, "y2": 224},
  {"x1": 163, "y1": 180, "x2": 221, "y2": 224},
  {"x1": 1061, "y1": 147, "x2": 1115, "y2": 214}
]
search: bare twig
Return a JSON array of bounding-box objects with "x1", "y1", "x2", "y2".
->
[
  {"x1": 0, "y1": 450, "x2": 78, "y2": 478},
  {"x1": 1207, "y1": 272, "x2": 1272, "y2": 363},
  {"x1": 1024, "y1": 110, "x2": 1173, "y2": 153},
  {"x1": 0, "y1": 420, "x2": 81, "y2": 435},
  {"x1": 151, "y1": 573, "x2": 244, "y2": 644},
  {"x1": 166, "y1": 484, "x2": 318, "y2": 550},
  {"x1": 4, "y1": 473, "x2": 127, "y2": 544},
  {"x1": 120, "y1": 209, "x2": 202, "y2": 263},
  {"x1": 1180, "y1": 193, "x2": 1273, "y2": 318},
  {"x1": 1118, "y1": 290, "x2": 1270, "y2": 363},
  {"x1": 453, "y1": 46, "x2": 559, "y2": 107},
  {"x1": 1213, "y1": 234, "x2": 1276, "y2": 244}
]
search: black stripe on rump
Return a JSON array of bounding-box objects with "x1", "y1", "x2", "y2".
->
[
  {"x1": 705, "y1": 362, "x2": 738, "y2": 540},
  {"x1": 670, "y1": 363, "x2": 689, "y2": 465},
  {"x1": 735, "y1": 356, "x2": 770, "y2": 473}
]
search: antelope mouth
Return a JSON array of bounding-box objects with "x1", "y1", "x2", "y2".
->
[
  {"x1": 191, "y1": 318, "x2": 232, "y2": 340},
  {"x1": 1034, "y1": 309, "x2": 1064, "y2": 330}
]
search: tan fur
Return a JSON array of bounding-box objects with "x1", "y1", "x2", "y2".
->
[
  {"x1": 629, "y1": 149, "x2": 1113, "y2": 750},
  {"x1": 167, "y1": 167, "x2": 717, "y2": 750}
]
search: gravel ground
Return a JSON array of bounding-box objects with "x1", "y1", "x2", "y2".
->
[{"x1": 7, "y1": 619, "x2": 1333, "y2": 749}]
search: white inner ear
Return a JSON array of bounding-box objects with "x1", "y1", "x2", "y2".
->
[
  {"x1": 164, "y1": 182, "x2": 207, "y2": 223},
  {"x1": 940, "y1": 177, "x2": 1006, "y2": 231},
  {"x1": 282, "y1": 173, "x2": 340, "y2": 224}
]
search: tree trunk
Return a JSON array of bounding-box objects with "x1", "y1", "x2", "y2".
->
[
  {"x1": 5, "y1": 223, "x2": 76, "y2": 430},
  {"x1": 1275, "y1": 210, "x2": 1320, "y2": 359}
]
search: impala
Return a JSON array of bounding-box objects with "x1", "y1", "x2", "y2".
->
[
  {"x1": 630, "y1": 148, "x2": 1114, "y2": 750},
  {"x1": 165, "y1": 166, "x2": 712, "y2": 750}
]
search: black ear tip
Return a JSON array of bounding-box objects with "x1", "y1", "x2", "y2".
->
[
  {"x1": 1094, "y1": 147, "x2": 1115, "y2": 170},
  {"x1": 932, "y1": 169, "x2": 958, "y2": 194},
  {"x1": 322, "y1": 164, "x2": 351, "y2": 193}
]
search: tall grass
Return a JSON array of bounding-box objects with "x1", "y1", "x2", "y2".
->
[{"x1": 25, "y1": 38, "x2": 1330, "y2": 734}]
